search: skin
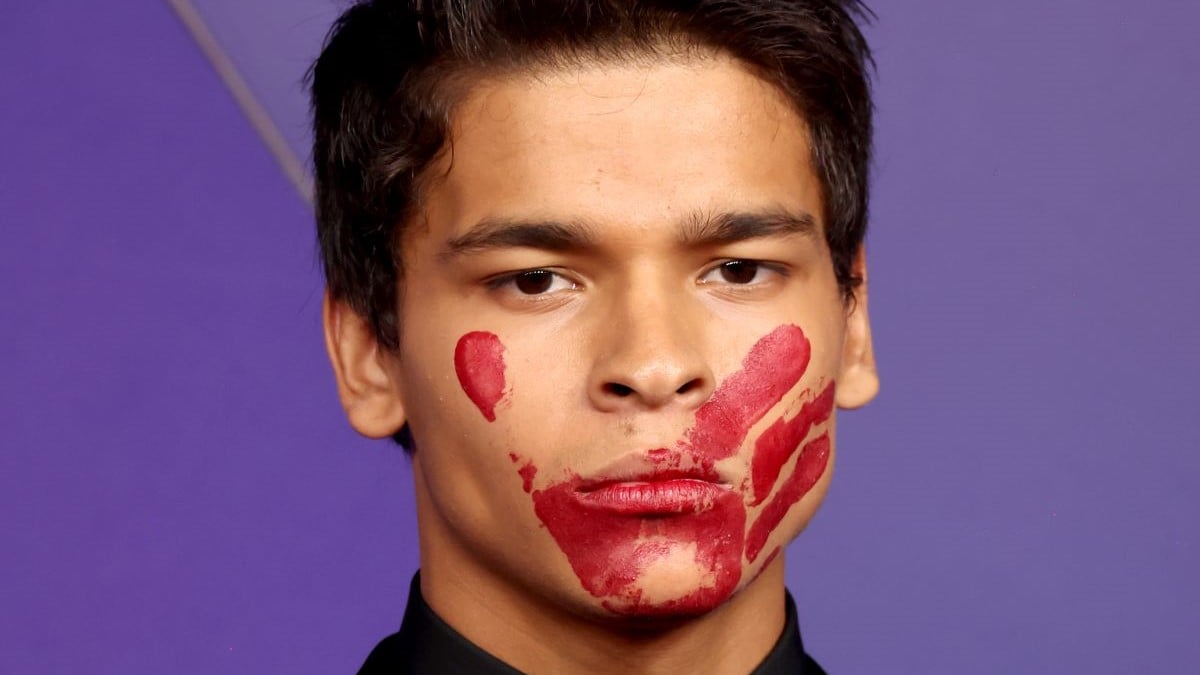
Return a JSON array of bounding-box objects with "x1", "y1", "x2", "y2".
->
[{"x1": 325, "y1": 54, "x2": 878, "y2": 674}]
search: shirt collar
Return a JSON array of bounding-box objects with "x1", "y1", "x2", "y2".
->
[{"x1": 358, "y1": 573, "x2": 825, "y2": 674}]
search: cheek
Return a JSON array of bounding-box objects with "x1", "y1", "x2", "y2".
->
[
  {"x1": 744, "y1": 431, "x2": 830, "y2": 563},
  {"x1": 739, "y1": 360, "x2": 836, "y2": 564},
  {"x1": 685, "y1": 324, "x2": 813, "y2": 464},
  {"x1": 509, "y1": 453, "x2": 537, "y2": 494},
  {"x1": 454, "y1": 331, "x2": 508, "y2": 421},
  {"x1": 749, "y1": 383, "x2": 835, "y2": 506}
]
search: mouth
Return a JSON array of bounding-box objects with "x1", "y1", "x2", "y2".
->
[
  {"x1": 573, "y1": 452, "x2": 731, "y2": 516},
  {"x1": 575, "y1": 478, "x2": 729, "y2": 515}
]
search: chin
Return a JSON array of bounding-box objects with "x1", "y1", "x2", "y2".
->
[
  {"x1": 600, "y1": 593, "x2": 733, "y2": 623},
  {"x1": 595, "y1": 567, "x2": 743, "y2": 621}
]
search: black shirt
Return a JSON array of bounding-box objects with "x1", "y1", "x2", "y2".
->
[{"x1": 358, "y1": 574, "x2": 827, "y2": 674}]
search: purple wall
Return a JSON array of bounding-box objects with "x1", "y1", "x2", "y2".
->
[{"x1": 2, "y1": 1, "x2": 1196, "y2": 672}]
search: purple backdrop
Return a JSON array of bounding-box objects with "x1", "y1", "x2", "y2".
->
[{"x1": 2, "y1": 1, "x2": 1197, "y2": 673}]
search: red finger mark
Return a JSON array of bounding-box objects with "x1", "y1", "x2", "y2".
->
[
  {"x1": 454, "y1": 331, "x2": 506, "y2": 422},
  {"x1": 750, "y1": 546, "x2": 782, "y2": 583},
  {"x1": 744, "y1": 433, "x2": 831, "y2": 563},
  {"x1": 685, "y1": 325, "x2": 811, "y2": 462},
  {"x1": 750, "y1": 382, "x2": 835, "y2": 505}
]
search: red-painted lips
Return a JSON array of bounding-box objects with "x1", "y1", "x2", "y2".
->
[
  {"x1": 574, "y1": 474, "x2": 730, "y2": 515},
  {"x1": 576, "y1": 465, "x2": 721, "y2": 491}
]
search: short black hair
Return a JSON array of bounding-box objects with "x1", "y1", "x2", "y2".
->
[{"x1": 309, "y1": 0, "x2": 875, "y2": 448}]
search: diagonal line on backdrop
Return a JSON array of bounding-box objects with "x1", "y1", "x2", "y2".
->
[{"x1": 165, "y1": 0, "x2": 314, "y2": 206}]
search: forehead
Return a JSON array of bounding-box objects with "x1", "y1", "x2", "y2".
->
[{"x1": 421, "y1": 56, "x2": 822, "y2": 243}]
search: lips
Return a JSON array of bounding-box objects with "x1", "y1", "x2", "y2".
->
[
  {"x1": 571, "y1": 451, "x2": 731, "y2": 516},
  {"x1": 575, "y1": 477, "x2": 729, "y2": 515}
]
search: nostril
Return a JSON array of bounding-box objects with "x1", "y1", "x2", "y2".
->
[
  {"x1": 676, "y1": 378, "x2": 702, "y2": 396},
  {"x1": 604, "y1": 383, "x2": 635, "y2": 397}
]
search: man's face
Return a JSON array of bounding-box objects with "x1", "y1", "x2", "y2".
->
[{"x1": 351, "y1": 56, "x2": 875, "y2": 620}]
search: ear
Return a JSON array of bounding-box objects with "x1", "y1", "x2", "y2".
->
[
  {"x1": 836, "y1": 246, "x2": 880, "y2": 409},
  {"x1": 322, "y1": 291, "x2": 408, "y2": 438}
]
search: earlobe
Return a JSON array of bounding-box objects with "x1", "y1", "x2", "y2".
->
[
  {"x1": 322, "y1": 291, "x2": 408, "y2": 438},
  {"x1": 835, "y1": 247, "x2": 880, "y2": 410}
]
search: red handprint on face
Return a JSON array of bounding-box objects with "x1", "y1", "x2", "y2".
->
[
  {"x1": 454, "y1": 325, "x2": 835, "y2": 615},
  {"x1": 673, "y1": 324, "x2": 835, "y2": 564}
]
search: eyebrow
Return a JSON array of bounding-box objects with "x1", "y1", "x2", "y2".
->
[
  {"x1": 439, "y1": 207, "x2": 817, "y2": 260},
  {"x1": 441, "y1": 218, "x2": 598, "y2": 260},
  {"x1": 678, "y1": 208, "x2": 819, "y2": 247}
]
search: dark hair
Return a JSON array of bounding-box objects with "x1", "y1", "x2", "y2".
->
[{"x1": 309, "y1": 0, "x2": 874, "y2": 447}]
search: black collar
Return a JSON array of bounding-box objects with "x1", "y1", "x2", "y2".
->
[{"x1": 358, "y1": 574, "x2": 826, "y2": 674}]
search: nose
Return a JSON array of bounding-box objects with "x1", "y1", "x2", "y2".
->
[{"x1": 587, "y1": 284, "x2": 714, "y2": 413}]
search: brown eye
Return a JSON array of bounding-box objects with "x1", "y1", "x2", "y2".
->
[
  {"x1": 514, "y1": 270, "x2": 555, "y2": 294},
  {"x1": 719, "y1": 260, "x2": 761, "y2": 284}
]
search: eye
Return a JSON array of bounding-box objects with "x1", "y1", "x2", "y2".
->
[
  {"x1": 493, "y1": 269, "x2": 578, "y2": 296},
  {"x1": 699, "y1": 260, "x2": 777, "y2": 286}
]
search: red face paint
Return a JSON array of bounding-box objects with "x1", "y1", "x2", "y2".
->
[
  {"x1": 532, "y1": 475, "x2": 745, "y2": 616},
  {"x1": 745, "y1": 433, "x2": 830, "y2": 562},
  {"x1": 509, "y1": 453, "x2": 538, "y2": 494},
  {"x1": 684, "y1": 325, "x2": 811, "y2": 463},
  {"x1": 751, "y1": 546, "x2": 782, "y2": 583},
  {"x1": 454, "y1": 331, "x2": 506, "y2": 422},
  {"x1": 750, "y1": 382, "x2": 835, "y2": 505},
  {"x1": 520, "y1": 324, "x2": 831, "y2": 616}
]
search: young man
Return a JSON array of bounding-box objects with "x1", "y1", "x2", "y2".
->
[{"x1": 310, "y1": 1, "x2": 878, "y2": 672}]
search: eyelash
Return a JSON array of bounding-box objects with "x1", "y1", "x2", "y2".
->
[
  {"x1": 485, "y1": 259, "x2": 787, "y2": 299},
  {"x1": 485, "y1": 269, "x2": 579, "y2": 296},
  {"x1": 697, "y1": 259, "x2": 788, "y2": 287}
]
